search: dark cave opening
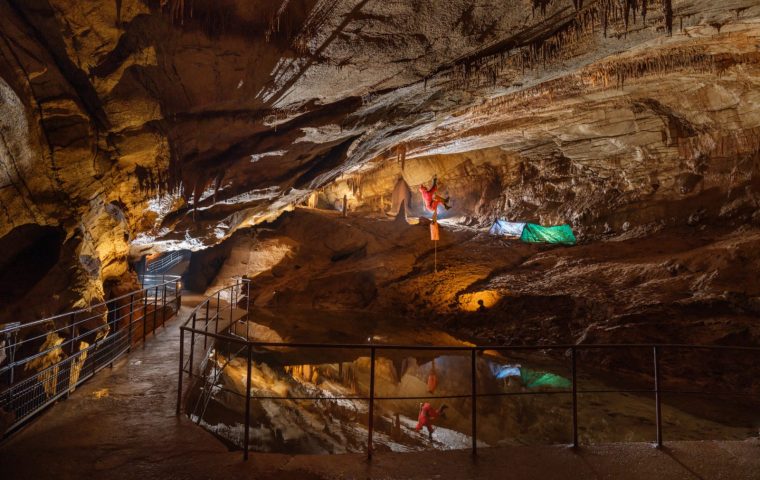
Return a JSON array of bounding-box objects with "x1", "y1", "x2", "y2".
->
[{"x1": 0, "y1": 224, "x2": 65, "y2": 306}]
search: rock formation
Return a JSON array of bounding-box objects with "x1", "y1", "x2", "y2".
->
[{"x1": 1, "y1": 0, "x2": 760, "y2": 334}]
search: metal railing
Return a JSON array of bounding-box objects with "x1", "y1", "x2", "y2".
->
[
  {"x1": 176, "y1": 280, "x2": 250, "y2": 431},
  {"x1": 0, "y1": 275, "x2": 182, "y2": 437},
  {"x1": 142, "y1": 273, "x2": 181, "y2": 289},
  {"x1": 145, "y1": 251, "x2": 186, "y2": 274},
  {"x1": 176, "y1": 283, "x2": 760, "y2": 460}
]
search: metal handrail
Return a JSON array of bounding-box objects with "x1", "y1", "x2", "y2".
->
[
  {"x1": 180, "y1": 278, "x2": 249, "y2": 329},
  {"x1": 142, "y1": 274, "x2": 182, "y2": 289},
  {"x1": 0, "y1": 275, "x2": 181, "y2": 368},
  {"x1": 1, "y1": 276, "x2": 182, "y2": 437},
  {"x1": 175, "y1": 283, "x2": 760, "y2": 461},
  {"x1": 145, "y1": 251, "x2": 185, "y2": 273},
  {"x1": 9, "y1": 276, "x2": 178, "y2": 331}
]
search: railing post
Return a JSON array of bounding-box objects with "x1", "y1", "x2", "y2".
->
[
  {"x1": 204, "y1": 299, "x2": 210, "y2": 350},
  {"x1": 654, "y1": 346, "x2": 663, "y2": 448},
  {"x1": 244, "y1": 343, "x2": 252, "y2": 461},
  {"x1": 188, "y1": 312, "x2": 196, "y2": 380},
  {"x1": 8, "y1": 330, "x2": 18, "y2": 388},
  {"x1": 91, "y1": 332, "x2": 97, "y2": 376},
  {"x1": 177, "y1": 327, "x2": 184, "y2": 416},
  {"x1": 471, "y1": 348, "x2": 477, "y2": 456},
  {"x1": 162, "y1": 283, "x2": 167, "y2": 328},
  {"x1": 367, "y1": 346, "x2": 376, "y2": 459},
  {"x1": 572, "y1": 346, "x2": 578, "y2": 448},
  {"x1": 111, "y1": 298, "x2": 118, "y2": 335},
  {"x1": 246, "y1": 279, "x2": 251, "y2": 312},
  {"x1": 108, "y1": 299, "x2": 115, "y2": 368},
  {"x1": 245, "y1": 280, "x2": 251, "y2": 339},
  {"x1": 142, "y1": 289, "x2": 148, "y2": 345},
  {"x1": 153, "y1": 286, "x2": 159, "y2": 334},
  {"x1": 229, "y1": 285, "x2": 234, "y2": 332},
  {"x1": 204, "y1": 309, "x2": 209, "y2": 350},
  {"x1": 68, "y1": 313, "x2": 76, "y2": 355},
  {"x1": 216, "y1": 295, "x2": 221, "y2": 336},
  {"x1": 128, "y1": 293, "x2": 134, "y2": 352}
]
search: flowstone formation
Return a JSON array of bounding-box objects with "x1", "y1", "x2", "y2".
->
[{"x1": 1, "y1": 0, "x2": 760, "y2": 325}]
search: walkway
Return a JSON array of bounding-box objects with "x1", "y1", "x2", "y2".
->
[{"x1": 1, "y1": 294, "x2": 759, "y2": 479}]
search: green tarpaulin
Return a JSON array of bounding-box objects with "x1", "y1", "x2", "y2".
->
[
  {"x1": 520, "y1": 223, "x2": 576, "y2": 245},
  {"x1": 520, "y1": 368, "x2": 572, "y2": 389}
]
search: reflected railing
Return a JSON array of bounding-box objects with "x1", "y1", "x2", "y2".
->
[
  {"x1": 177, "y1": 283, "x2": 760, "y2": 461},
  {"x1": 0, "y1": 275, "x2": 182, "y2": 437}
]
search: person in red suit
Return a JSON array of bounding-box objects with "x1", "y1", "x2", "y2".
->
[
  {"x1": 415, "y1": 402, "x2": 448, "y2": 440},
  {"x1": 418, "y1": 175, "x2": 451, "y2": 214}
]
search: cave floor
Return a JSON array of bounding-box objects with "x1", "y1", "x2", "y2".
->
[{"x1": 1, "y1": 294, "x2": 759, "y2": 480}]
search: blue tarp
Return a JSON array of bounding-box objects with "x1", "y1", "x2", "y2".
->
[
  {"x1": 491, "y1": 363, "x2": 522, "y2": 379},
  {"x1": 489, "y1": 220, "x2": 526, "y2": 237}
]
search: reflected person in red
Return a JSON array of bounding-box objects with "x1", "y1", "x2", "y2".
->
[{"x1": 415, "y1": 402, "x2": 448, "y2": 441}]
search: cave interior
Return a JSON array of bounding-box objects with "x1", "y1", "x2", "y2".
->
[{"x1": 1, "y1": 0, "x2": 760, "y2": 476}]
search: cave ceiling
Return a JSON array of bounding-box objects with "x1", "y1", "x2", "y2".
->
[{"x1": 1, "y1": 0, "x2": 760, "y2": 259}]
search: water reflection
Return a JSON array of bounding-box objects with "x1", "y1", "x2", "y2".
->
[
  {"x1": 185, "y1": 309, "x2": 759, "y2": 453},
  {"x1": 190, "y1": 349, "x2": 574, "y2": 453}
]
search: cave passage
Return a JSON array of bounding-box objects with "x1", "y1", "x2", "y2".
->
[{"x1": 0, "y1": 225, "x2": 65, "y2": 309}]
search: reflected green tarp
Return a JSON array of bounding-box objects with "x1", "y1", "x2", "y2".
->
[
  {"x1": 520, "y1": 223, "x2": 576, "y2": 245},
  {"x1": 520, "y1": 368, "x2": 572, "y2": 389}
]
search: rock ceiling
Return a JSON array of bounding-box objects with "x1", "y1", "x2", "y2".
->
[{"x1": 1, "y1": 0, "x2": 760, "y2": 302}]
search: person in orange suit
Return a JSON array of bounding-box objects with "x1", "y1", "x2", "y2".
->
[
  {"x1": 415, "y1": 402, "x2": 448, "y2": 440},
  {"x1": 419, "y1": 175, "x2": 451, "y2": 214}
]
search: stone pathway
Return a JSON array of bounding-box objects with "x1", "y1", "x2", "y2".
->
[{"x1": 1, "y1": 294, "x2": 759, "y2": 479}]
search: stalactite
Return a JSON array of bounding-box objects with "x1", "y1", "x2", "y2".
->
[
  {"x1": 663, "y1": 0, "x2": 673, "y2": 35},
  {"x1": 291, "y1": 0, "x2": 341, "y2": 56},
  {"x1": 641, "y1": 0, "x2": 647, "y2": 23},
  {"x1": 396, "y1": 144, "x2": 407, "y2": 171},
  {"x1": 444, "y1": 0, "x2": 689, "y2": 91},
  {"x1": 623, "y1": 0, "x2": 639, "y2": 32},
  {"x1": 455, "y1": 45, "x2": 760, "y2": 127},
  {"x1": 586, "y1": 47, "x2": 722, "y2": 89},
  {"x1": 115, "y1": 0, "x2": 122, "y2": 27},
  {"x1": 532, "y1": 0, "x2": 553, "y2": 17},
  {"x1": 266, "y1": 0, "x2": 292, "y2": 43},
  {"x1": 171, "y1": 0, "x2": 185, "y2": 25}
]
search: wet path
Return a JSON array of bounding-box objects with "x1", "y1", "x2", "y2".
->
[{"x1": 1, "y1": 294, "x2": 759, "y2": 479}]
